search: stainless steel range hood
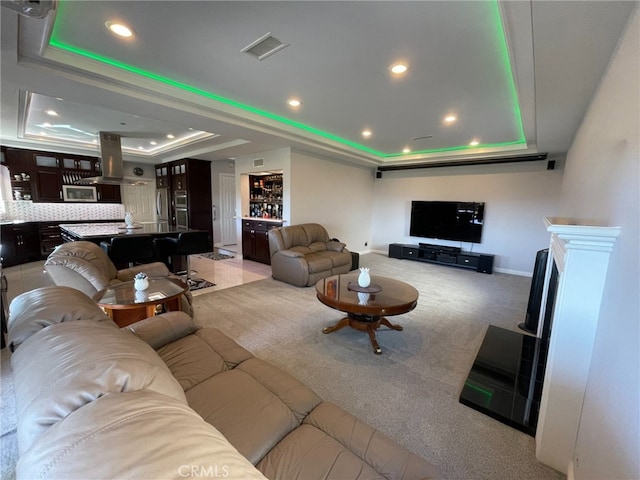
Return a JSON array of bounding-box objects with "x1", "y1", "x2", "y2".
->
[{"x1": 79, "y1": 132, "x2": 147, "y2": 185}]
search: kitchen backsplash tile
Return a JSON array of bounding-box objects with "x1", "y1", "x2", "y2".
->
[{"x1": 1, "y1": 201, "x2": 124, "y2": 222}]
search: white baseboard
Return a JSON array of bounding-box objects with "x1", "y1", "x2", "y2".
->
[{"x1": 494, "y1": 268, "x2": 532, "y2": 277}]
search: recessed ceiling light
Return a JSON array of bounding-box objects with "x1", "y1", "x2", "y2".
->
[
  {"x1": 362, "y1": 129, "x2": 372, "y2": 138},
  {"x1": 137, "y1": 146, "x2": 144, "y2": 150},
  {"x1": 166, "y1": 134, "x2": 175, "y2": 139},
  {"x1": 150, "y1": 141, "x2": 157, "y2": 145},
  {"x1": 287, "y1": 98, "x2": 302, "y2": 108},
  {"x1": 45, "y1": 110, "x2": 58, "y2": 116},
  {"x1": 402, "y1": 147, "x2": 411, "y2": 154},
  {"x1": 444, "y1": 114, "x2": 457, "y2": 124},
  {"x1": 469, "y1": 139, "x2": 480, "y2": 146},
  {"x1": 42, "y1": 122, "x2": 51, "y2": 127},
  {"x1": 390, "y1": 63, "x2": 409, "y2": 75},
  {"x1": 105, "y1": 21, "x2": 134, "y2": 38}
]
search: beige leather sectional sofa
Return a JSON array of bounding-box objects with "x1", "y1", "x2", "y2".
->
[
  {"x1": 8, "y1": 286, "x2": 441, "y2": 479},
  {"x1": 268, "y1": 223, "x2": 353, "y2": 287}
]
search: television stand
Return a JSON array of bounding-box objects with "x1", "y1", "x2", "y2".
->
[{"x1": 388, "y1": 243, "x2": 494, "y2": 274}]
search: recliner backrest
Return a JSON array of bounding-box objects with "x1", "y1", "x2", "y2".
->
[
  {"x1": 44, "y1": 241, "x2": 118, "y2": 296},
  {"x1": 280, "y1": 225, "x2": 309, "y2": 250},
  {"x1": 302, "y1": 224, "x2": 330, "y2": 244}
]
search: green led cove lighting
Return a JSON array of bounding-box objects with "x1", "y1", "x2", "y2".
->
[{"x1": 49, "y1": 0, "x2": 525, "y2": 159}]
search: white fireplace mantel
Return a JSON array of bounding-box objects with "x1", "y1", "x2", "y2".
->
[{"x1": 535, "y1": 217, "x2": 620, "y2": 474}]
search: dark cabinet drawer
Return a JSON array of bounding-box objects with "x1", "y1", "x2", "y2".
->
[{"x1": 457, "y1": 254, "x2": 480, "y2": 268}]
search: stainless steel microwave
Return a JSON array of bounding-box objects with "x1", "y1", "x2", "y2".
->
[{"x1": 62, "y1": 185, "x2": 97, "y2": 202}]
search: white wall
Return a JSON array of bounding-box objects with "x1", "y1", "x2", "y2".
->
[
  {"x1": 290, "y1": 151, "x2": 375, "y2": 250},
  {"x1": 555, "y1": 8, "x2": 639, "y2": 479},
  {"x1": 372, "y1": 162, "x2": 564, "y2": 274}
]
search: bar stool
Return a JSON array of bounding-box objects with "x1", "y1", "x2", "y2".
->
[
  {"x1": 160, "y1": 231, "x2": 211, "y2": 285},
  {"x1": 100, "y1": 235, "x2": 155, "y2": 268}
]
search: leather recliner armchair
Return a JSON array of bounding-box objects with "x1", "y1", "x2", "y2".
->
[
  {"x1": 268, "y1": 223, "x2": 352, "y2": 287},
  {"x1": 44, "y1": 241, "x2": 193, "y2": 317}
]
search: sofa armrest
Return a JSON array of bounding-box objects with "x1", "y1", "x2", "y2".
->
[
  {"x1": 326, "y1": 240, "x2": 346, "y2": 252},
  {"x1": 270, "y1": 251, "x2": 309, "y2": 287},
  {"x1": 124, "y1": 312, "x2": 197, "y2": 349}
]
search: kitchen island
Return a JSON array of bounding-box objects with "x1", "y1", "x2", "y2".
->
[
  {"x1": 59, "y1": 222, "x2": 206, "y2": 242},
  {"x1": 59, "y1": 222, "x2": 210, "y2": 273}
]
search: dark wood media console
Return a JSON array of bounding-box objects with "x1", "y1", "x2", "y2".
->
[{"x1": 388, "y1": 243, "x2": 494, "y2": 274}]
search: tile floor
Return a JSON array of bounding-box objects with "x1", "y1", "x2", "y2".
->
[{"x1": 2, "y1": 246, "x2": 272, "y2": 304}]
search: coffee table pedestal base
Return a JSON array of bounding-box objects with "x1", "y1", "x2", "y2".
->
[{"x1": 322, "y1": 314, "x2": 403, "y2": 355}]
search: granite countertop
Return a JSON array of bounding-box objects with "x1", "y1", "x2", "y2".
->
[
  {"x1": 59, "y1": 222, "x2": 190, "y2": 238},
  {"x1": 243, "y1": 217, "x2": 283, "y2": 223}
]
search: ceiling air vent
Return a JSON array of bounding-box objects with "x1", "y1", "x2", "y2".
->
[
  {"x1": 241, "y1": 33, "x2": 289, "y2": 61},
  {"x1": 253, "y1": 158, "x2": 265, "y2": 168}
]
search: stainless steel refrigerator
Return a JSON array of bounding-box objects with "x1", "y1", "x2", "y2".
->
[{"x1": 156, "y1": 187, "x2": 170, "y2": 224}]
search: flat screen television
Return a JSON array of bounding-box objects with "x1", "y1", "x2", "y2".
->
[{"x1": 410, "y1": 201, "x2": 485, "y2": 243}]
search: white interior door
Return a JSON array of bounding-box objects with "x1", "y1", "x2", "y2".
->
[
  {"x1": 121, "y1": 183, "x2": 155, "y2": 223},
  {"x1": 220, "y1": 173, "x2": 236, "y2": 246}
]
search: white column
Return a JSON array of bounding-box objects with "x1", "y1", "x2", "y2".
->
[{"x1": 535, "y1": 217, "x2": 620, "y2": 473}]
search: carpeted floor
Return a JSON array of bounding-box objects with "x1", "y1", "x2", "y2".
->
[
  {"x1": 191, "y1": 253, "x2": 564, "y2": 480},
  {"x1": 0, "y1": 252, "x2": 564, "y2": 480}
]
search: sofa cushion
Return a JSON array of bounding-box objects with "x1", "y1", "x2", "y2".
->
[
  {"x1": 289, "y1": 245, "x2": 311, "y2": 255},
  {"x1": 7, "y1": 286, "x2": 111, "y2": 351},
  {"x1": 17, "y1": 390, "x2": 267, "y2": 480},
  {"x1": 257, "y1": 402, "x2": 441, "y2": 480},
  {"x1": 317, "y1": 250, "x2": 352, "y2": 268},
  {"x1": 157, "y1": 327, "x2": 254, "y2": 391},
  {"x1": 257, "y1": 423, "x2": 383, "y2": 479},
  {"x1": 308, "y1": 241, "x2": 328, "y2": 253},
  {"x1": 306, "y1": 253, "x2": 334, "y2": 273},
  {"x1": 185, "y1": 357, "x2": 322, "y2": 465},
  {"x1": 11, "y1": 320, "x2": 187, "y2": 455}
]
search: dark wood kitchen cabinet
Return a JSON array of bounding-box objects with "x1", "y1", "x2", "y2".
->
[
  {"x1": 96, "y1": 184, "x2": 121, "y2": 203},
  {"x1": 241, "y1": 219, "x2": 281, "y2": 265},
  {"x1": 0, "y1": 223, "x2": 40, "y2": 267},
  {"x1": 2, "y1": 147, "x2": 114, "y2": 203},
  {"x1": 38, "y1": 223, "x2": 63, "y2": 258},
  {"x1": 155, "y1": 158, "x2": 212, "y2": 242},
  {"x1": 33, "y1": 169, "x2": 63, "y2": 202}
]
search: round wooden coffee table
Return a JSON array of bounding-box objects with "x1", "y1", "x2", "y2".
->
[
  {"x1": 316, "y1": 273, "x2": 418, "y2": 354},
  {"x1": 93, "y1": 277, "x2": 188, "y2": 328}
]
